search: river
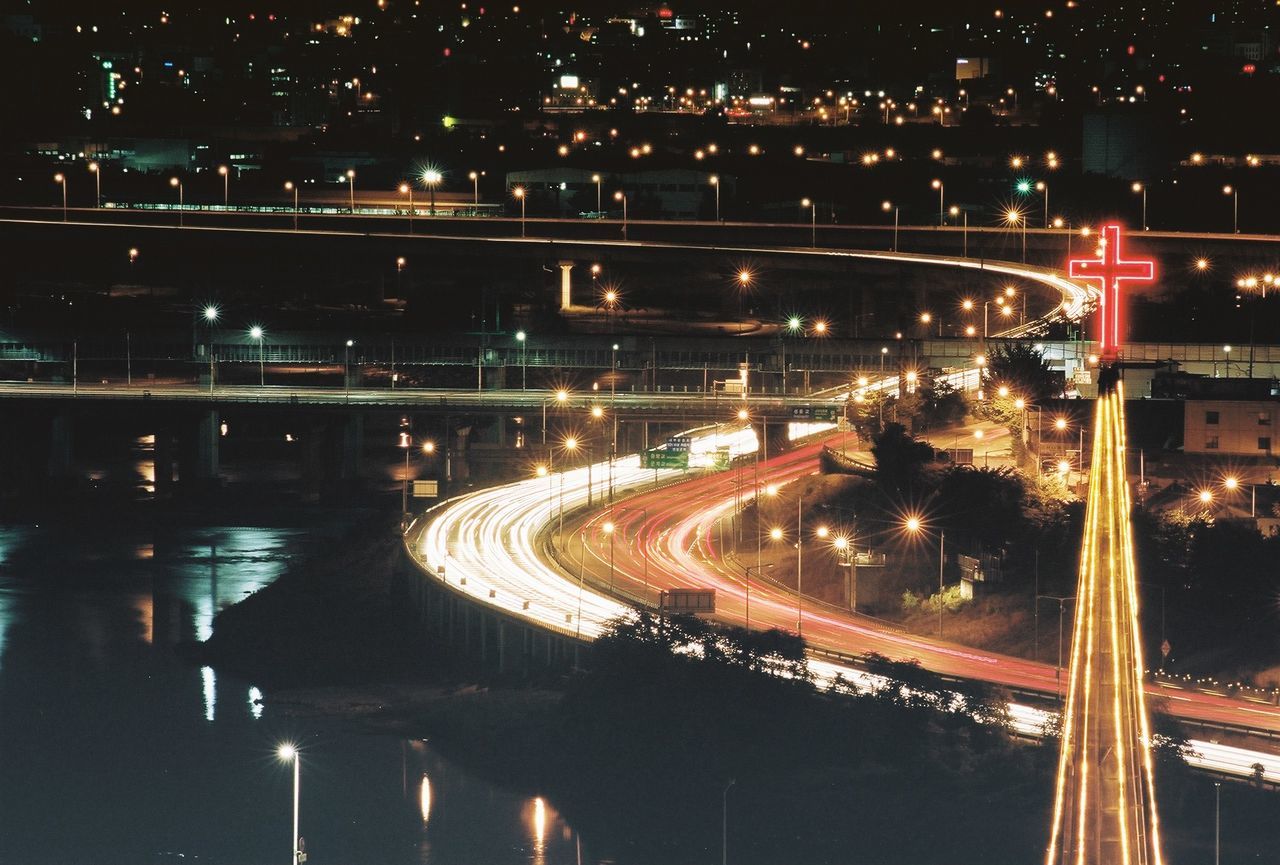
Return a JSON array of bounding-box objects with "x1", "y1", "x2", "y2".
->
[{"x1": 0, "y1": 522, "x2": 587, "y2": 865}]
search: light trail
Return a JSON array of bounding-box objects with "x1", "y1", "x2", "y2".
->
[{"x1": 1046, "y1": 384, "x2": 1162, "y2": 865}]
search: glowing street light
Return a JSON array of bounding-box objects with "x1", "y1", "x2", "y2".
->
[
  {"x1": 512, "y1": 186, "x2": 526, "y2": 237},
  {"x1": 284, "y1": 181, "x2": 299, "y2": 230},
  {"x1": 1131, "y1": 181, "x2": 1148, "y2": 230},
  {"x1": 399, "y1": 182, "x2": 415, "y2": 231},
  {"x1": 709, "y1": 175, "x2": 721, "y2": 222},
  {"x1": 881, "y1": 200, "x2": 899, "y2": 252},
  {"x1": 903, "y1": 515, "x2": 945, "y2": 637},
  {"x1": 217, "y1": 164, "x2": 230, "y2": 207},
  {"x1": 170, "y1": 176, "x2": 184, "y2": 227},
  {"x1": 53, "y1": 172, "x2": 67, "y2": 221},
  {"x1": 931, "y1": 178, "x2": 944, "y2": 225},
  {"x1": 801, "y1": 197, "x2": 817, "y2": 247},
  {"x1": 87, "y1": 161, "x2": 101, "y2": 208},
  {"x1": 346, "y1": 169, "x2": 356, "y2": 213},
  {"x1": 469, "y1": 170, "x2": 480, "y2": 209},
  {"x1": 1223, "y1": 185, "x2": 1239, "y2": 233},
  {"x1": 421, "y1": 168, "x2": 443, "y2": 216},
  {"x1": 277, "y1": 744, "x2": 301, "y2": 865},
  {"x1": 614, "y1": 189, "x2": 628, "y2": 239},
  {"x1": 1004, "y1": 207, "x2": 1027, "y2": 262},
  {"x1": 249, "y1": 325, "x2": 265, "y2": 386}
]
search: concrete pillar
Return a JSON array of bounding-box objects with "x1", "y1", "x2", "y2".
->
[
  {"x1": 558, "y1": 261, "x2": 574, "y2": 310},
  {"x1": 192, "y1": 409, "x2": 220, "y2": 481},
  {"x1": 497, "y1": 620, "x2": 507, "y2": 672},
  {"x1": 47, "y1": 410, "x2": 73, "y2": 478},
  {"x1": 341, "y1": 412, "x2": 363, "y2": 480}
]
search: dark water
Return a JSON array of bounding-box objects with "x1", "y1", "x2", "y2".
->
[{"x1": 0, "y1": 523, "x2": 585, "y2": 865}]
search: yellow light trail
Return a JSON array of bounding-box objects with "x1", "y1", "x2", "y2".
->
[{"x1": 1046, "y1": 383, "x2": 1163, "y2": 865}]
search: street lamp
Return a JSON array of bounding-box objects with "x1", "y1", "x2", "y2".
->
[
  {"x1": 882, "y1": 200, "x2": 899, "y2": 252},
  {"x1": 801, "y1": 197, "x2": 816, "y2": 247},
  {"x1": 709, "y1": 175, "x2": 720, "y2": 222},
  {"x1": 399, "y1": 182, "x2": 414, "y2": 232},
  {"x1": 513, "y1": 186, "x2": 526, "y2": 237},
  {"x1": 170, "y1": 176, "x2": 184, "y2": 227},
  {"x1": 515, "y1": 330, "x2": 528, "y2": 389},
  {"x1": 344, "y1": 338, "x2": 355, "y2": 397},
  {"x1": 614, "y1": 189, "x2": 628, "y2": 239},
  {"x1": 202, "y1": 305, "x2": 219, "y2": 393},
  {"x1": 218, "y1": 165, "x2": 230, "y2": 207},
  {"x1": 950, "y1": 205, "x2": 968, "y2": 256},
  {"x1": 277, "y1": 744, "x2": 301, "y2": 865},
  {"x1": 931, "y1": 179, "x2": 944, "y2": 226},
  {"x1": 1223, "y1": 185, "x2": 1238, "y2": 233},
  {"x1": 346, "y1": 169, "x2": 356, "y2": 213},
  {"x1": 469, "y1": 170, "x2": 480, "y2": 210},
  {"x1": 284, "y1": 181, "x2": 299, "y2": 230},
  {"x1": 421, "y1": 168, "x2": 442, "y2": 216},
  {"x1": 542, "y1": 388, "x2": 569, "y2": 445},
  {"x1": 1004, "y1": 207, "x2": 1026, "y2": 262},
  {"x1": 904, "y1": 516, "x2": 945, "y2": 637},
  {"x1": 249, "y1": 325, "x2": 265, "y2": 386},
  {"x1": 1129, "y1": 181, "x2": 1148, "y2": 230},
  {"x1": 53, "y1": 172, "x2": 67, "y2": 221},
  {"x1": 88, "y1": 162, "x2": 101, "y2": 208},
  {"x1": 1036, "y1": 595, "x2": 1077, "y2": 699},
  {"x1": 591, "y1": 173, "x2": 602, "y2": 214}
]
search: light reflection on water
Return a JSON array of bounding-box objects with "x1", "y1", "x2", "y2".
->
[{"x1": 0, "y1": 523, "x2": 593, "y2": 865}]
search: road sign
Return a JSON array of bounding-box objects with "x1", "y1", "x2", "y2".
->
[
  {"x1": 790, "y1": 405, "x2": 838, "y2": 421},
  {"x1": 711, "y1": 447, "x2": 731, "y2": 470},
  {"x1": 666, "y1": 435, "x2": 692, "y2": 452},
  {"x1": 412, "y1": 480, "x2": 439, "y2": 498},
  {"x1": 1161, "y1": 639, "x2": 1171, "y2": 659},
  {"x1": 659, "y1": 588, "x2": 716, "y2": 614},
  {"x1": 641, "y1": 449, "x2": 689, "y2": 470}
]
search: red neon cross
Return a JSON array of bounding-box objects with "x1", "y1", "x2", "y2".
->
[{"x1": 1067, "y1": 223, "x2": 1155, "y2": 359}]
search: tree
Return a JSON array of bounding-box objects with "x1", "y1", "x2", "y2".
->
[
  {"x1": 871, "y1": 423, "x2": 937, "y2": 493},
  {"x1": 983, "y1": 343, "x2": 1062, "y2": 402}
]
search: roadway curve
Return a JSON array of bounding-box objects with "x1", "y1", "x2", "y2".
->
[
  {"x1": 406, "y1": 424, "x2": 1280, "y2": 782},
  {"x1": 560, "y1": 433, "x2": 1280, "y2": 738}
]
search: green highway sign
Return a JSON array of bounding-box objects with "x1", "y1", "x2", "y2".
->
[
  {"x1": 790, "y1": 405, "x2": 839, "y2": 422},
  {"x1": 641, "y1": 450, "x2": 689, "y2": 470}
]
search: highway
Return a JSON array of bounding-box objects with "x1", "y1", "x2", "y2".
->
[{"x1": 404, "y1": 420, "x2": 1280, "y2": 785}]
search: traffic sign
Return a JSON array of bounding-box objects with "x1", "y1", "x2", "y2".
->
[
  {"x1": 789, "y1": 405, "x2": 839, "y2": 422},
  {"x1": 641, "y1": 449, "x2": 689, "y2": 470},
  {"x1": 412, "y1": 480, "x2": 439, "y2": 498},
  {"x1": 1160, "y1": 639, "x2": 1171, "y2": 659},
  {"x1": 666, "y1": 435, "x2": 692, "y2": 452}
]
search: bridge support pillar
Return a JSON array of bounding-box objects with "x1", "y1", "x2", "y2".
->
[
  {"x1": 189, "y1": 409, "x2": 220, "y2": 483},
  {"x1": 496, "y1": 620, "x2": 507, "y2": 672},
  {"x1": 341, "y1": 413, "x2": 363, "y2": 481},
  {"x1": 47, "y1": 410, "x2": 73, "y2": 478},
  {"x1": 558, "y1": 261, "x2": 574, "y2": 310}
]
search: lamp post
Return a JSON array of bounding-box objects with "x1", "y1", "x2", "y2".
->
[
  {"x1": 800, "y1": 197, "x2": 817, "y2": 247},
  {"x1": 601, "y1": 518, "x2": 616, "y2": 591},
  {"x1": 399, "y1": 182, "x2": 414, "y2": 232},
  {"x1": 1223, "y1": 185, "x2": 1238, "y2": 233},
  {"x1": 54, "y1": 172, "x2": 67, "y2": 221},
  {"x1": 881, "y1": 200, "x2": 899, "y2": 252},
  {"x1": 1005, "y1": 208, "x2": 1026, "y2": 262},
  {"x1": 1131, "y1": 181, "x2": 1147, "y2": 230},
  {"x1": 218, "y1": 165, "x2": 230, "y2": 207},
  {"x1": 277, "y1": 744, "x2": 301, "y2": 865},
  {"x1": 950, "y1": 206, "x2": 967, "y2": 256},
  {"x1": 1036, "y1": 594, "x2": 1077, "y2": 700},
  {"x1": 346, "y1": 169, "x2": 356, "y2": 213},
  {"x1": 614, "y1": 190, "x2": 628, "y2": 239},
  {"x1": 202, "y1": 305, "x2": 219, "y2": 394},
  {"x1": 592, "y1": 173, "x2": 602, "y2": 214},
  {"x1": 400, "y1": 430, "x2": 412, "y2": 522},
  {"x1": 513, "y1": 186, "x2": 526, "y2": 237},
  {"x1": 343, "y1": 339, "x2": 354, "y2": 398},
  {"x1": 250, "y1": 325, "x2": 265, "y2": 386},
  {"x1": 904, "y1": 517, "x2": 945, "y2": 637},
  {"x1": 931, "y1": 179, "x2": 944, "y2": 226},
  {"x1": 542, "y1": 389, "x2": 569, "y2": 445},
  {"x1": 88, "y1": 162, "x2": 101, "y2": 208},
  {"x1": 422, "y1": 168, "x2": 442, "y2": 216},
  {"x1": 709, "y1": 175, "x2": 720, "y2": 221},
  {"x1": 284, "y1": 181, "x2": 299, "y2": 230},
  {"x1": 722, "y1": 779, "x2": 736, "y2": 865},
  {"x1": 170, "y1": 176, "x2": 184, "y2": 227},
  {"x1": 1214, "y1": 781, "x2": 1221, "y2": 865}
]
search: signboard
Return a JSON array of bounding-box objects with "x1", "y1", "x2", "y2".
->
[
  {"x1": 659, "y1": 588, "x2": 716, "y2": 614},
  {"x1": 946, "y1": 448, "x2": 974, "y2": 465},
  {"x1": 412, "y1": 480, "x2": 439, "y2": 498},
  {"x1": 789, "y1": 405, "x2": 839, "y2": 422},
  {"x1": 641, "y1": 450, "x2": 689, "y2": 470},
  {"x1": 666, "y1": 435, "x2": 692, "y2": 452},
  {"x1": 711, "y1": 448, "x2": 731, "y2": 470}
]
